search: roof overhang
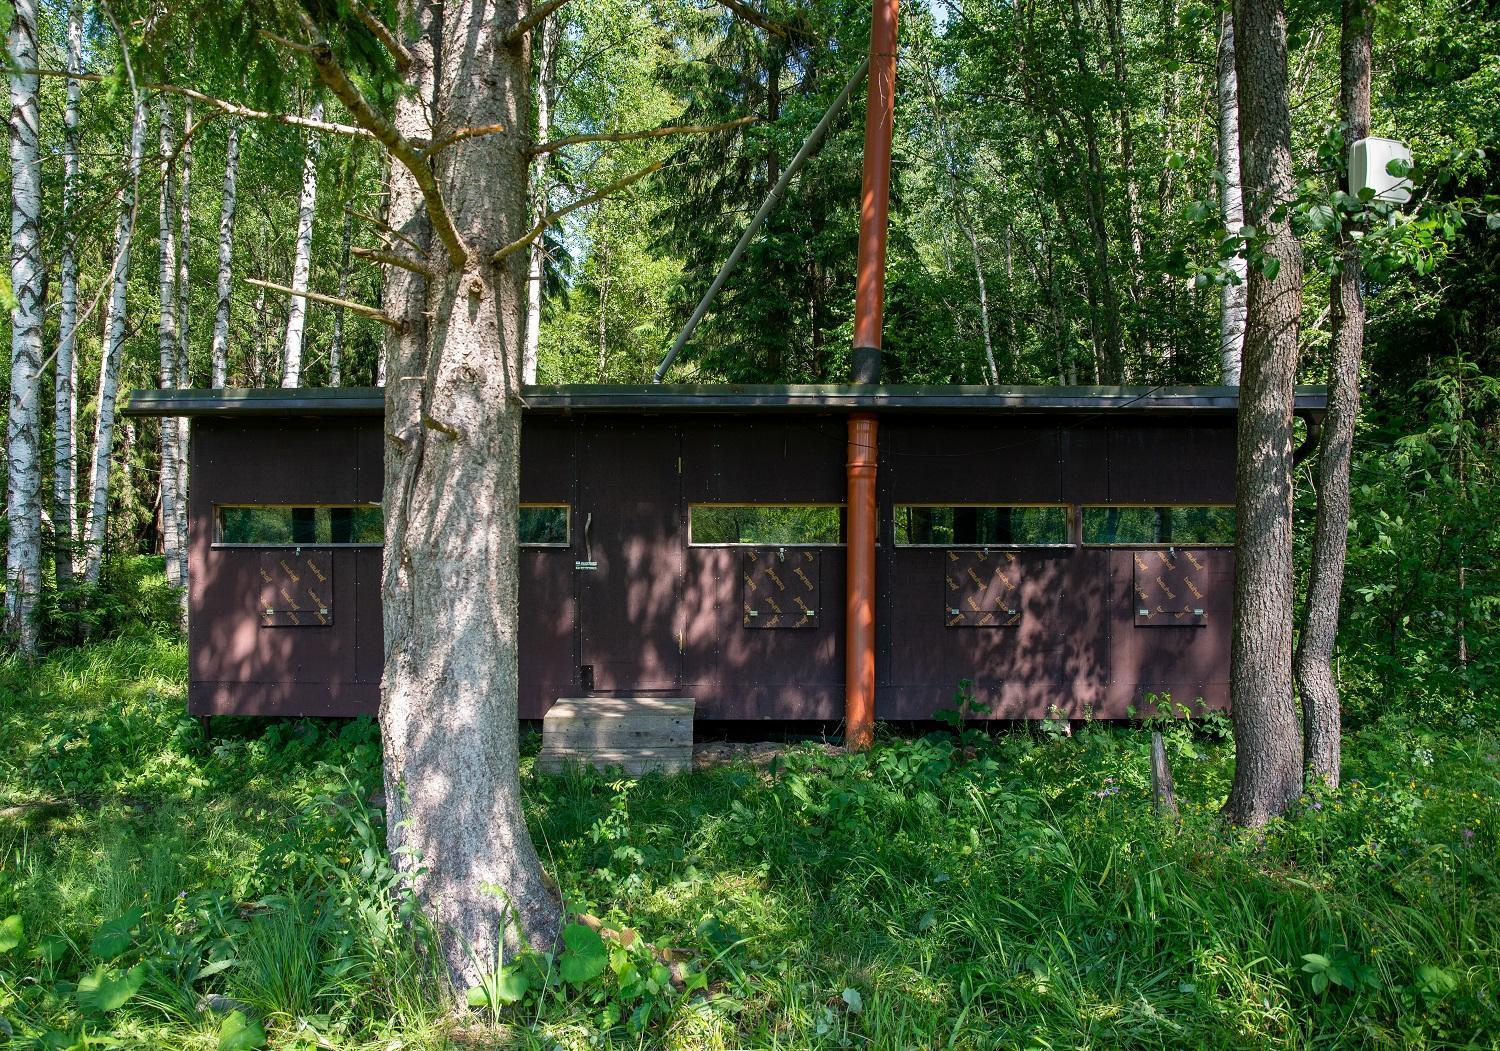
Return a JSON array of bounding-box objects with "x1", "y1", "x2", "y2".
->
[{"x1": 122, "y1": 384, "x2": 1329, "y2": 418}]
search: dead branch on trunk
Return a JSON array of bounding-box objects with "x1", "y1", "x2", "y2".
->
[
  {"x1": 245, "y1": 276, "x2": 402, "y2": 330},
  {"x1": 352, "y1": 245, "x2": 433, "y2": 277},
  {"x1": 347, "y1": 0, "x2": 413, "y2": 70},
  {"x1": 269, "y1": 12, "x2": 471, "y2": 267},
  {"x1": 346, "y1": 206, "x2": 423, "y2": 255},
  {"x1": 422, "y1": 122, "x2": 508, "y2": 158},
  {"x1": 26, "y1": 68, "x2": 378, "y2": 140},
  {"x1": 529, "y1": 115, "x2": 757, "y2": 157},
  {"x1": 492, "y1": 159, "x2": 664, "y2": 264},
  {"x1": 503, "y1": 0, "x2": 575, "y2": 46},
  {"x1": 714, "y1": 0, "x2": 790, "y2": 37}
]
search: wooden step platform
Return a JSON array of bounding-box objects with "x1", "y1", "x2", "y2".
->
[{"x1": 536, "y1": 697, "x2": 695, "y2": 776}]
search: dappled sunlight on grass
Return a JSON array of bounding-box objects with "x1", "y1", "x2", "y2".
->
[{"x1": 0, "y1": 579, "x2": 1496, "y2": 1047}]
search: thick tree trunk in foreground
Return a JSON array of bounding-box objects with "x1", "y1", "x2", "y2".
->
[
  {"x1": 211, "y1": 122, "x2": 240, "y2": 388},
  {"x1": 1223, "y1": 0, "x2": 1304, "y2": 825},
  {"x1": 283, "y1": 100, "x2": 323, "y2": 387},
  {"x1": 157, "y1": 98, "x2": 188, "y2": 597},
  {"x1": 6, "y1": 0, "x2": 44, "y2": 652},
  {"x1": 1217, "y1": 7, "x2": 1247, "y2": 384},
  {"x1": 1295, "y1": 0, "x2": 1372, "y2": 791},
  {"x1": 53, "y1": 1, "x2": 84, "y2": 586},
  {"x1": 84, "y1": 93, "x2": 148, "y2": 584},
  {"x1": 375, "y1": 0, "x2": 561, "y2": 987}
]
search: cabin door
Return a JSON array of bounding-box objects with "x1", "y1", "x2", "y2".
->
[{"x1": 575, "y1": 422, "x2": 684, "y2": 693}]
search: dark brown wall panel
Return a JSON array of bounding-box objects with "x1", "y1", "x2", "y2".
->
[
  {"x1": 1107, "y1": 424, "x2": 1236, "y2": 504},
  {"x1": 576, "y1": 420, "x2": 682, "y2": 692},
  {"x1": 883, "y1": 420, "x2": 1062, "y2": 504},
  {"x1": 189, "y1": 412, "x2": 1240, "y2": 723}
]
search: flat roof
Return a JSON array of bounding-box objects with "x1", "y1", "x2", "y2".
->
[{"x1": 122, "y1": 384, "x2": 1328, "y2": 418}]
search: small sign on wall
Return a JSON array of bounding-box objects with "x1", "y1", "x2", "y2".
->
[
  {"x1": 258, "y1": 550, "x2": 333, "y2": 627},
  {"x1": 945, "y1": 550, "x2": 1022, "y2": 627},
  {"x1": 743, "y1": 549, "x2": 820, "y2": 628},
  {"x1": 1132, "y1": 549, "x2": 1210, "y2": 626}
]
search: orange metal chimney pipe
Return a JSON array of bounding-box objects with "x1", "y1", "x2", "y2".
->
[{"x1": 846, "y1": 0, "x2": 897, "y2": 752}]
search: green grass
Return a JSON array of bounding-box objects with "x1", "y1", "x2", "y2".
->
[{"x1": 0, "y1": 564, "x2": 1496, "y2": 1048}]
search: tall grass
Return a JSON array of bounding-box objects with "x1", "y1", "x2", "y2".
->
[{"x1": 0, "y1": 562, "x2": 1494, "y2": 1046}]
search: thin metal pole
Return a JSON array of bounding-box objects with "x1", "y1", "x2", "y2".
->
[{"x1": 653, "y1": 57, "x2": 870, "y2": 383}]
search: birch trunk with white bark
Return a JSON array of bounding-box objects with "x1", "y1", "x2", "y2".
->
[
  {"x1": 156, "y1": 98, "x2": 188, "y2": 596},
  {"x1": 6, "y1": 0, "x2": 44, "y2": 651},
  {"x1": 1218, "y1": 7, "x2": 1248, "y2": 385},
  {"x1": 330, "y1": 209, "x2": 351, "y2": 386},
  {"x1": 211, "y1": 122, "x2": 240, "y2": 388},
  {"x1": 175, "y1": 104, "x2": 193, "y2": 582},
  {"x1": 52, "y1": 1, "x2": 83, "y2": 586},
  {"x1": 375, "y1": 0, "x2": 561, "y2": 986},
  {"x1": 283, "y1": 99, "x2": 323, "y2": 387},
  {"x1": 84, "y1": 93, "x2": 148, "y2": 585},
  {"x1": 523, "y1": 12, "x2": 560, "y2": 384}
]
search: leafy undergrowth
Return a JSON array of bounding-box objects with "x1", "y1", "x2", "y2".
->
[{"x1": 0, "y1": 572, "x2": 1495, "y2": 1048}]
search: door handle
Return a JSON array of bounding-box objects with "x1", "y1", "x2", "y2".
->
[{"x1": 576, "y1": 511, "x2": 598, "y2": 571}]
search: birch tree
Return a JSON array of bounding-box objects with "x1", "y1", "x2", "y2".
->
[
  {"x1": 53, "y1": 1, "x2": 84, "y2": 586},
  {"x1": 83, "y1": 92, "x2": 149, "y2": 585},
  {"x1": 6, "y1": 0, "x2": 44, "y2": 652},
  {"x1": 330, "y1": 209, "x2": 351, "y2": 386},
  {"x1": 522, "y1": 12, "x2": 561, "y2": 384},
  {"x1": 1294, "y1": 0, "x2": 1374, "y2": 790},
  {"x1": 211, "y1": 122, "x2": 240, "y2": 387},
  {"x1": 1217, "y1": 6, "x2": 1247, "y2": 384},
  {"x1": 157, "y1": 97, "x2": 189, "y2": 594},
  {"x1": 282, "y1": 99, "x2": 323, "y2": 387},
  {"x1": 1223, "y1": 0, "x2": 1305, "y2": 826}
]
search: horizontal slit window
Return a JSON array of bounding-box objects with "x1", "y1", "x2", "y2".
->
[
  {"x1": 1082, "y1": 505, "x2": 1235, "y2": 546},
  {"x1": 216, "y1": 505, "x2": 383, "y2": 546},
  {"x1": 690, "y1": 505, "x2": 843, "y2": 546},
  {"x1": 520, "y1": 504, "x2": 570, "y2": 546},
  {"x1": 894, "y1": 505, "x2": 1069, "y2": 547}
]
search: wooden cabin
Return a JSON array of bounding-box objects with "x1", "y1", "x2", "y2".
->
[{"x1": 121, "y1": 384, "x2": 1327, "y2": 723}]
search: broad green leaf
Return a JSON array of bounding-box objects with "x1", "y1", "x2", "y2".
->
[
  {"x1": 0, "y1": 915, "x2": 21, "y2": 954},
  {"x1": 37, "y1": 934, "x2": 69, "y2": 964},
  {"x1": 76, "y1": 963, "x2": 146, "y2": 1014},
  {"x1": 493, "y1": 965, "x2": 529, "y2": 1004},
  {"x1": 842, "y1": 986, "x2": 864, "y2": 1013},
  {"x1": 465, "y1": 985, "x2": 490, "y2": 1007},
  {"x1": 218, "y1": 1009, "x2": 266, "y2": 1051},
  {"x1": 559, "y1": 923, "x2": 607, "y2": 985},
  {"x1": 1259, "y1": 256, "x2": 1281, "y2": 281},
  {"x1": 90, "y1": 907, "x2": 141, "y2": 960}
]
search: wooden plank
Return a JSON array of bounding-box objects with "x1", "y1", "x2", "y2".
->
[
  {"x1": 546, "y1": 696, "x2": 695, "y2": 717},
  {"x1": 537, "y1": 696, "x2": 695, "y2": 776},
  {"x1": 542, "y1": 721, "x2": 692, "y2": 750}
]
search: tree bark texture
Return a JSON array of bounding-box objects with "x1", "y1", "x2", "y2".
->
[
  {"x1": 377, "y1": 0, "x2": 561, "y2": 989},
  {"x1": 1294, "y1": 0, "x2": 1372, "y2": 791},
  {"x1": 6, "y1": 0, "x2": 43, "y2": 652},
  {"x1": 53, "y1": 1, "x2": 83, "y2": 586},
  {"x1": 157, "y1": 98, "x2": 189, "y2": 595},
  {"x1": 1223, "y1": 0, "x2": 1305, "y2": 826},
  {"x1": 283, "y1": 99, "x2": 323, "y2": 387},
  {"x1": 84, "y1": 92, "x2": 148, "y2": 585},
  {"x1": 212, "y1": 121, "x2": 240, "y2": 388},
  {"x1": 1217, "y1": 6, "x2": 1247, "y2": 385}
]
